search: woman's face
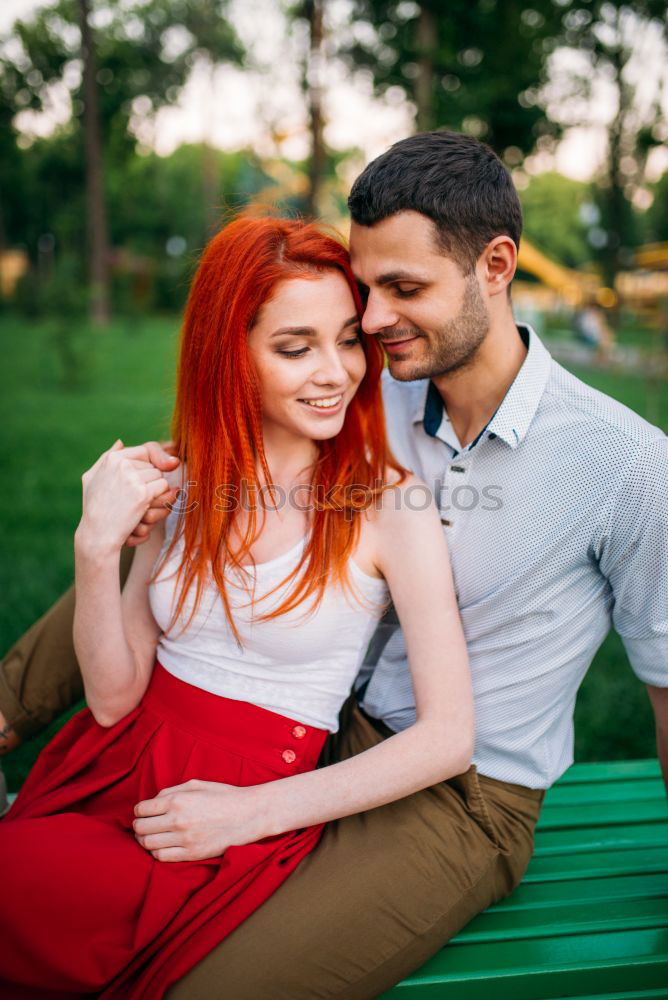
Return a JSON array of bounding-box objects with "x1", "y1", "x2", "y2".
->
[{"x1": 248, "y1": 271, "x2": 366, "y2": 446}]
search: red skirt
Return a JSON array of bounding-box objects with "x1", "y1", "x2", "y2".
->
[{"x1": 0, "y1": 662, "x2": 327, "y2": 999}]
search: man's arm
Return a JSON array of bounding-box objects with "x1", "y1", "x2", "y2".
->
[
  {"x1": 647, "y1": 685, "x2": 668, "y2": 795},
  {"x1": 597, "y1": 438, "x2": 668, "y2": 787}
]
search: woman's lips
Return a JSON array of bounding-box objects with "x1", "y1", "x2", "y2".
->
[{"x1": 298, "y1": 394, "x2": 344, "y2": 415}]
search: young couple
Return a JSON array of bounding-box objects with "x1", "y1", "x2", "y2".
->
[{"x1": 1, "y1": 130, "x2": 667, "y2": 1000}]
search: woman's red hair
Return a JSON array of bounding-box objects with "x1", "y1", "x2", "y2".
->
[{"x1": 158, "y1": 214, "x2": 405, "y2": 641}]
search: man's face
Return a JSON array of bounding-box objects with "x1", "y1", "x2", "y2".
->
[{"x1": 349, "y1": 210, "x2": 491, "y2": 381}]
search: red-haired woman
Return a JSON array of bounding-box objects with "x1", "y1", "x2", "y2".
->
[{"x1": 0, "y1": 217, "x2": 472, "y2": 999}]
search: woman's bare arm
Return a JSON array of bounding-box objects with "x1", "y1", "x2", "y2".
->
[
  {"x1": 73, "y1": 442, "x2": 168, "y2": 725},
  {"x1": 250, "y1": 473, "x2": 473, "y2": 833}
]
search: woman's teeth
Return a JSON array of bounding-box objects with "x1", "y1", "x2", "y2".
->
[{"x1": 300, "y1": 395, "x2": 343, "y2": 409}]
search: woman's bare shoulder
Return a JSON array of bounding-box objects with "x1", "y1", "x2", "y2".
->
[{"x1": 366, "y1": 468, "x2": 437, "y2": 528}]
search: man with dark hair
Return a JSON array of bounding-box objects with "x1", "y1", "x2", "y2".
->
[{"x1": 2, "y1": 130, "x2": 667, "y2": 999}]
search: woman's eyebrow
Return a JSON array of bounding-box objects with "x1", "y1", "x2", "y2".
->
[
  {"x1": 270, "y1": 316, "x2": 359, "y2": 339},
  {"x1": 270, "y1": 326, "x2": 316, "y2": 338}
]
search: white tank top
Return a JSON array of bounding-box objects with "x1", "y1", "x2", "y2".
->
[{"x1": 149, "y1": 508, "x2": 388, "y2": 732}]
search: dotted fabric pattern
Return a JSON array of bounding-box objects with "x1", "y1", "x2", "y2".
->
[{"x1": 358, "y1": 325, "x2": 668, "y2": 788}]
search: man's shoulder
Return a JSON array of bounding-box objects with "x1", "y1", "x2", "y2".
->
[{"x1": 542, "y1": 358, "x2": 666, "y2": 453}]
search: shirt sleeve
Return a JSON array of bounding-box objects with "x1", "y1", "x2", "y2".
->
[{"x1": 598, "y1": 436, "x2": 668, "y2": 686}]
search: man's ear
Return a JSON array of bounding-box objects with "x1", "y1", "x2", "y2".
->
[{"x1": 478, "y1": 236, "x2": 517, "y2": 298}]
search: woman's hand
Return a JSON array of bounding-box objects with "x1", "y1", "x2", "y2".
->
[
  {"x1": 133, "y1": 779, "x2": 266, "y2": 862},
  {"x1": 75, "y1": 440, "x2": 172, "y2": 558}
]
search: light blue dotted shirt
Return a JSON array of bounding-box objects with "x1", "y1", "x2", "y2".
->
[{"x1": 357, "y1": 325, "x2": 668, "y2": 788}]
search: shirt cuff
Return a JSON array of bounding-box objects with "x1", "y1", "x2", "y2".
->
[{"x1": 622, "y1": 635, "x2": 668, "y2": 686}]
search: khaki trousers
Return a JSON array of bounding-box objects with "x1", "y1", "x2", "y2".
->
[{"x1": 0, "y1": 557, "x2": 544, "y2": 999}]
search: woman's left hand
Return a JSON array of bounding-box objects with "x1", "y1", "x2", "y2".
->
[{"x1": 133, "y1": 779, "x2": 265, "y2": 862}]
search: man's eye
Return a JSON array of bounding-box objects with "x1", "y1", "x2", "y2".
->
[{"x1": 395, "y1": 285, "x2": 420, "y2": 298}]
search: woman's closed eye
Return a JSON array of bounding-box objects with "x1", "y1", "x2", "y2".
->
[{"x1": 277, "y1": 331, "x2": 362, "y2": 359}]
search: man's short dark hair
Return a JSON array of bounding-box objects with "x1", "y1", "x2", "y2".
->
[{"x1": 348, "y1": 130, "x2": 522, "y2": 272}]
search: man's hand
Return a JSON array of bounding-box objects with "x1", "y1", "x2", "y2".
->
[
  {"x1": 123, "y1": 441, "x2": 181, "y2": 547},
  {"x1": 133, "y1": 779, "x2": 265, "y2": 862}
]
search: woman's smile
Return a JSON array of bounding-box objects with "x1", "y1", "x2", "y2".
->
[{"x1": 298, "y1": 393, "x2": 344, "y2": 413}]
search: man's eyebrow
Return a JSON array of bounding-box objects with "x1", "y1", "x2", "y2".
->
[
  {"x1": 375, "y1": 271, "x2": 428, "y2": 285},
  {"x1": 270, "y1": 316, "x2": 359, "y2": 339}
]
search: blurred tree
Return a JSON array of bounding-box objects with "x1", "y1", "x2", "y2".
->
[
  {"x1": 645, "y1": 171, "x2": 668, "y2": 244},
  {"x1": 79, "y1": 0, "x2": 109, "y2": 324},
  {"x1": 547, "y1": 1, "x2": 667, "y2": 291},
  {"x1": 306, "y1": 0, "x2": 326, "y2": 219},
  {"x1": 0, "y1": 0, "x2": 244, "y2": 310},
  {"x1": 341, "y1": 0, "x2": 572, "y2": 159},
  {"x1": 288, "y1": 0, "x2": 327, "y2": 219},
  {"x1": 519, "y1": 171, "x2": 592, "y2": 268}
]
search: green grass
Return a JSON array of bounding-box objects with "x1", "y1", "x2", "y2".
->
[{"x1": 1, "y1": 315, "x2": 664, "y2": 791}]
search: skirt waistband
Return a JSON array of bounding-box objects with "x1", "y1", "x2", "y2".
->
[{"x1": 142, "y1": 662, "x2": 328, "y2": 775}]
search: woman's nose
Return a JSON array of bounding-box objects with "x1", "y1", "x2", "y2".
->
[{"x1": 312, "y1": 347, "x2": 348, "y2": 386}]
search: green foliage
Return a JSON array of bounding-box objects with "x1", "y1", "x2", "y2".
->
[
  {"x1": 0, "y1": 0, "x2": 246, "y2": 309},
  {"x1": 645, "y1": 171, "x2": 668, "y2": 244},
  {"x1": 3, "y1": 0, "x2": 244, "y2": 151},
  {"x1": 3, "y1": 142, "x2": 273, "y2": 314},
  {"x1": 341, "y1": 0, "x2": 572, "y2": 156},
  {"x1": 520, "y1": 172, "x2": 593, "y2": 268}
]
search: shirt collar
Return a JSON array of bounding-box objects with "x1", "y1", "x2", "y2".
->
[{"x1": 412, "y1": 324, "x2": 553, "y2": 451}]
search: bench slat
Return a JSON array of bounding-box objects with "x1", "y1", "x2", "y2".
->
[
  {"x1": 385, "y1": 761, "x2": 668, "y2": 998},
  {"x1": 523, "y1": 846, "x2": 668, "y2": 882},
  {"x1": 543, "y1": 778, "x2": 662, "y2": 806},
  {"x1": 384, "y1": 928, "x2": 668, "y2": 998},
  {"x1": 537, "y1": 799, "x2": 668, "y2": 830},
  {"x1": 553, "y1": 760, "x2": 661, "y2": 784},
  {"x1": 533, "y1": 820, "x2": 668, "y2": 854}
]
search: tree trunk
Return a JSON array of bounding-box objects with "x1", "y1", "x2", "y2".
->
[
  {"x1": 202, "y1": 58, "x2": 220, "y2": 236},
  {"x1": 600, "y1": 10, "x2": 634, "y2": 318},
  {"x1": 415, "y1": 6, "x2": 436, "y2": 132},
  {"x1": 79, "y1": 0, "x2": 110, "y2": 326},
  {"x1": 305, "y1": 0, "x2": 325, "y2": 219}
]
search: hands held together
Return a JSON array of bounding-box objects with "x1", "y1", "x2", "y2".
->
[{"x1": 76, "y1": 439, "x2": 181, "y2": 555}]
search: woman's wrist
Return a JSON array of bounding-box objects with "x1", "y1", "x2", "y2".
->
[{"x1": 74, "y1": 522, "x2": 122, "y2": 564}]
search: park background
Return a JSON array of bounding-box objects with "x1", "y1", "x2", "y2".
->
[{"x1": 0, "y1": 0, "x2": 666, "y2": 790}]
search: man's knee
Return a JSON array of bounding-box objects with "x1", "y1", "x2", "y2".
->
[{"x1": 0, "y1": 548, "x2": 135, "y2": 743}]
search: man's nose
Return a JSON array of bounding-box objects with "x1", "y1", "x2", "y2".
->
[{"x1": 361, "y1": 291, "x2": 400, "y2": 336}]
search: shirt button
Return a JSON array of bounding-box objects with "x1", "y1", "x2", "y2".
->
[
  {"x1": 282, "y1": 749, "x2": 297, "y2": 764},
  {"x1": 292, "y1": 725, "x2": 307, "y2": 740}
]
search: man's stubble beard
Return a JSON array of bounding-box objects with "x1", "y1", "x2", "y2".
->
[{"x1": 387, "y1": 274, "x2": 491, "y2": 382}]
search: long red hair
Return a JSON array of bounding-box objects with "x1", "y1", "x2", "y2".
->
[{"x1": 158, "y1": 214, "x2": 405, "y2": 641}]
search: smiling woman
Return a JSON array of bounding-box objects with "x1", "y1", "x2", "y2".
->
[{"x1": 0, "y1": 213, "x2": 473, "y2": 999}]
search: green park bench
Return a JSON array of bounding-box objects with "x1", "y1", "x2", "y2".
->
[
  {"x1": 384, "y1": 759, "x2": 668, "y2": 999},
  {"x1": 7, "y1": 759, "x2": 668, "y2": 998}
]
